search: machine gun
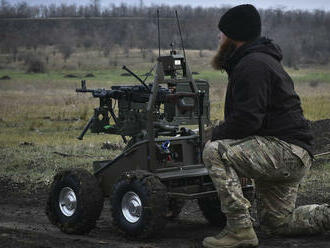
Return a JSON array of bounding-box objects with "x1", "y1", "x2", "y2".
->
[
  {"x1": 76, "y1": 68, "x2": 209, "y2": 143},
  {"x1": 76, "y1": 78, "x2": 171, "y2": 141}
]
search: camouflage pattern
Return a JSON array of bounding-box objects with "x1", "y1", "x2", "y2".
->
[{"x1": 203, "y1": 135, "x2": 330, "y2": 235}]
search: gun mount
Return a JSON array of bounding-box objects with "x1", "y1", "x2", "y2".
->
[{"x1": 76, "y1": 49, "x2": 210, "y2": 145}]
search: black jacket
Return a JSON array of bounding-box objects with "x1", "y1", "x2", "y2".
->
[{"x1": 212, "y1": 37, "x2": 313, "y2": 155}]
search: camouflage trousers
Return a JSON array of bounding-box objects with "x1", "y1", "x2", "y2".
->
[{"x1": 203, "y1": 136, "x2": 330, "y2": 236}]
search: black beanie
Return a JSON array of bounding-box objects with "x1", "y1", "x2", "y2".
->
[{"x1": 218, "y1": 4, "x2": 261, "y2": 42}]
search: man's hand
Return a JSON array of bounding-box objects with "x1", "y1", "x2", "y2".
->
[{"x1": 204, "y1": 119, "x2": 222, "y2": 142}]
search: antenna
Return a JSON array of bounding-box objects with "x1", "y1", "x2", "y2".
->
[
  {"x1": 157, "y1": 9, "x2": 161, "y2": 57},
  {"x1": 175, "y1": 10, "x2": 186, "y2": 61}
]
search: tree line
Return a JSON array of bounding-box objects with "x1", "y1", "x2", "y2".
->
[{"x1": 1, "y1": 0, "x2": 330, "y2": 67}]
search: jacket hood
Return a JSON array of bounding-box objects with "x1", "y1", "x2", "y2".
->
[{"x1": 226, "y1": 37, "x2": 283, "y2": 74}]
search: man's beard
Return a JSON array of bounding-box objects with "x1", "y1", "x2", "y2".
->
[{"x1": 211, "y1": 38, "x2": 237, "y2": 71}]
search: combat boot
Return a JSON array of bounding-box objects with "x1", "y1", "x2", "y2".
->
[{"x1": 202, "y1": 226, "x2": 258, "y2": 248}]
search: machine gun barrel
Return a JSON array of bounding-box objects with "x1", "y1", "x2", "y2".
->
[
  {"x1": 76, "y1": 80, "x2": 105, "y2": 95},
  {"x1": 76, "y1": 80, "x2": 93, "y2": 93},
  {"x1": 76, "y1": 88, "x2": 97, "y2": 93}
]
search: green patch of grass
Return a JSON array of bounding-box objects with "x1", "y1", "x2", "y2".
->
[
  {"x1": 287, "y1": 66, "x2": 330, "y2": 84},
  {"x1": 194, "y1": 70, "x2": 227, "y2": 85},
  {"x1": 293, "y1": 72, "x2": 330, "y2": 84},
  {"x1": 0, "y1": 69, "x2": 149, "y2": 86}
]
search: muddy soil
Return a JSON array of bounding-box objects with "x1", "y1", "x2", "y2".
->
[
  {"x1": 1, "y1": 119, "x2": 330, "y2": 248},
  {"x1": 1, "y1": 177, "x2": 330, "y2": 248},
  {"x1": 312, "y1": 119, "x2": 330, "y2": 161}
]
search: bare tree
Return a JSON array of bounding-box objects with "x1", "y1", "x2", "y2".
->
[{"x1": 90, "y1": 0, "x2": 100, "y2": 17}]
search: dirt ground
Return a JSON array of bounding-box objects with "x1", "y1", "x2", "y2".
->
[
  {"x1": 1, "y1": 180, "x2": 330, "y2": 248},
  {"x1": 1, "y1": 119, "x2": 330, "y2": 248}
]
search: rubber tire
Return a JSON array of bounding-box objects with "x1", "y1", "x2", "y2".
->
[
  {"x1": 111, "y1": 175, "x2": 168, "y2": 238},
  {"x1": 46, "y1": 168, "x2": 104, "y2": 234},
  {"x1": 166, "y1": 198, "x2": 185, "y2": 219},
  {"x1": 198, "y1": 196, "x2": 227, "y2": 229}
]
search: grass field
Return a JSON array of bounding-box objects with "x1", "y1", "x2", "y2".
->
[{"x1": 0, "y1": 48, "x2": 330, "y2": 190}]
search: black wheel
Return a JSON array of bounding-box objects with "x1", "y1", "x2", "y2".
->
[
  {"x1": 198, "y1": 196, "x2": 226, "y2": 229},
  {"x1": 111, "y1": 174, "x2": 168, "y2": 238},
  {"x1": 166, "y1": 198, "x2": 185, "y2": 219},
  {"x1": 46, "y1": 168, "x2": 104, "y2": 234}
]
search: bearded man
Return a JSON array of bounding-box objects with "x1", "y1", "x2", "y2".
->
[{"x1": 202, "y1": 4, "x2": 330, "y2": 248}]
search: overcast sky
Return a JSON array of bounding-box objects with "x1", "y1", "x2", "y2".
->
[{"x1": 6, "y1": 0, "x2": 330, "y2": 11}]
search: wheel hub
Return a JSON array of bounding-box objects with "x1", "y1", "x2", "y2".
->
[
  {"x1": 59, "y1": 187, "x2": 77, "y2": 217},
  {"x1": 121, "y1": 191, "x2": 142, "y2": 223}
]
